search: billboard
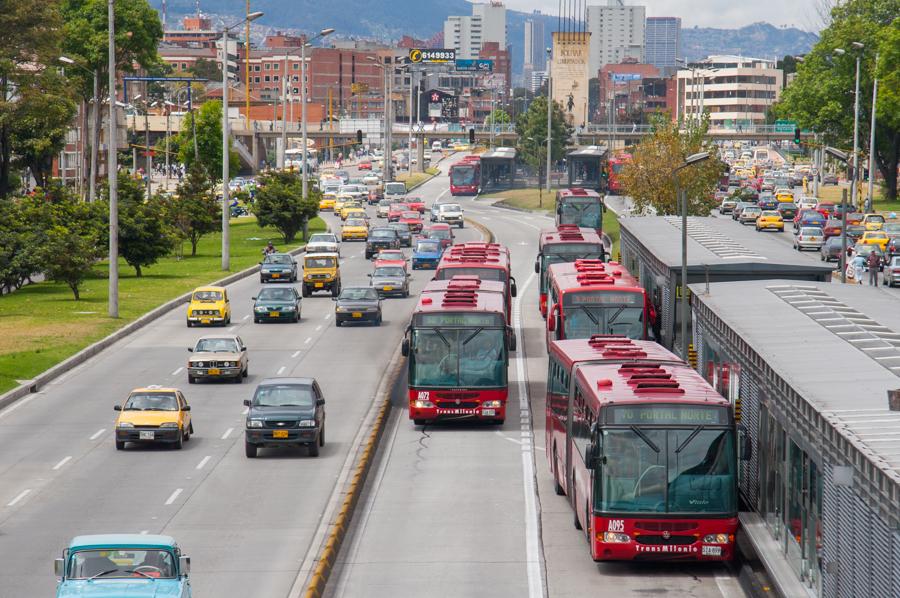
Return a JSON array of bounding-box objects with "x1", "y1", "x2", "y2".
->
[
  {"x1": 455, "y1": 59, "x2": 494, "y2": 72},
  {"x1": 409, "y1": 49, "x2": 456, "y2": 64},
  {"x1": 611, "y1": 73, "x2": 642, "y2": 82}
]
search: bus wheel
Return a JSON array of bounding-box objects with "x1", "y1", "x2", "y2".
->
[
  {"x1": 553, "y1": 448, "x2": 565, "y2": 496},
  {"x1": 573, "y1": 506, "x2": 583, "y2": 530}
]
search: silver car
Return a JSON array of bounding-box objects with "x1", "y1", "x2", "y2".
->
[
  {"x1": 306, "y1": 233, "x2": 340, "y2": 257},
  {"x1": 794, "y1": 226, "x2": 825, "y2": 251},
  {"x1": 369, "y1": 264, "x2": 410, "y2": 298},
  {"x1": 738, "y1": 206, "x2": 761, "y2": 225},
  {"x1": 883, "y1": 256, "x2": 900, "y2": 287},
  {"x1": 188, "y1": 335, "x2": 248, "y2": 384}
]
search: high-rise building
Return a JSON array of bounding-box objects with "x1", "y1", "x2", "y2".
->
[
  {"x1": 529, "y1": 70, "x2": 548, "y2": 94},
  {"x1": 585, "y1": 1, "x2": 645, "y2": 75},
  {"x1": 645, "y1": 17, "x2": 681, "y2": 75},
  {"x1": 444, "y1": 1, "x2": 507, "y2": 60},
  {"x1": 524, "y1": 12, "x2": 546, "y2": 72}
]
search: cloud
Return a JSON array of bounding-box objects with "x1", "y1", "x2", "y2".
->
[{"x1": 501, "y1": 0, "x2": 820, "y2": 31}]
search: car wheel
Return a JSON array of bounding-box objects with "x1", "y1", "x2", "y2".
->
[
  {"x1": 243, "y1": 366, "x2": 248, "y2": 378},
  {"x1": 302, "y1": 285, "x2": 310, "y2": 298},
  {"x1": 174, "y1": 431, "x2": 183, "y2": 450},
  {"x1": 188, "y1": 375, "x2": 196, "y2": 384},
  {"x1": 375, "y1": 314, "x2": 382, "y2": 326},
  {"x1": 335, "y1": 319, "x2": 342, "y2": 327},
  {"x1": 186, "y1": 319, "x2": 193, "y2": 328},
  {"x1": 183, "y1": 426, "x2": 190, "y2": 442},
  {"x1": 308, "y1": 440, "x2": 320, "y2": 457},
  {"x1": 245, "y1": 442, "x2": 257, "y2": 458},
  {"x1": 115, "y1": 440, "x2": 125, "y2": 451},
  {"x1": 319, "y1": 425, "x2": 325, "y2": 447},
  {"x1": 260, "y1": 276, "x2": 265, "y2": 284},
  {"x1": 234, "y1": 373, "x2": 242, "y2": 384},
  {"x1": 189, "y1": 422, "x2": 194, "y2": 435}
]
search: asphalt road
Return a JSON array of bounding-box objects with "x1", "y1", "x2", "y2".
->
[
  {"x1": 331, "y1": 182, "x2": 746, "y2": 597},
  {"x1": 0, "y1": 158, "x2": 482, "y2": 597}
]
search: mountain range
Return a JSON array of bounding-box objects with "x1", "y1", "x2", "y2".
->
[{"x1": 154, "y1": 2, "x2": 818, "y2": 80}]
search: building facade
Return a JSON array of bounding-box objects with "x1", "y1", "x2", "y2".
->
[
  {"x1": 585, "y1": 1, "x2": 645, "y2": 76},
  {"x1": 523, "y1": 12, "x2": 546, "y2": 72},
  {"x1": 645, "y1": 16, "x2": 681, "y2": 75},
  {"x1": 444, "y1": 1, "x2": 507, "y2": 60},
  {"x1": 676, "y1": 55, "x2": 783, "y2": 128}
]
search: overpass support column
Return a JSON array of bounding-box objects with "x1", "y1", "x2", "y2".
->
[
  {"x1": 416, "y1": 135, "x2": 425, "y2": 173},
  {"x1": 252, "y1": 132, "x2": 260, "y2": 173}
]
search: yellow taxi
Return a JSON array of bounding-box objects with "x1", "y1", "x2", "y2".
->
[
  {"x1": 318, "y1": 192, "x2": 337, "y2": 211},
  {"x1": 341, "y1": 217, "x2": 369, "y2": 241},
  {"x1": 186, "y1": 286, "x2": 230, "y2": 327},
  {"x1": 114, "y1": 386, "x2": 193, "y2": 450},
  {"x1": 755, "y1": 210, "x2": 784, "y2": 232},
  {"x1": 341, "y1": 207, "x2": 367, "y2": 222},
  {"x1": 859, "y1": 230, "x2": 889, "y2": 251},
  {"x1": 774, "y1": 188, "x2": 795, "y2": 203},
  {"x1": 333, "y1": 194, "x2": 355, "y2": 213},
  {"x1": 339, "y1": 202, "x2": 364, "y2": 220},
  {"x1": 862, "y1": 213, "x2": 885, "y2": 231}
]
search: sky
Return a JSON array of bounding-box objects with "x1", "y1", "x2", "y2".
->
[{"x1": 500, "y1": 0, "x2": 822, "y2": 31}]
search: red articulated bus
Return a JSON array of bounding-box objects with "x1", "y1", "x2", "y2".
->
[
  {"x1": 555, "y1": 188, "x2": 605, "y2": 234},
  {"x1": 434, "y1": 243, "x2": 517, "y2": 323},
  {"x1": 449, "y1": 156, "x2": 481, "y2": 195},
  {"x1": 535, "y1": 226, "x2": 606, "y2": 318},
  {"x1": 402, "y1": 277, "x2": 513, "y2": 426},
  {"x1": 546, "y1": 259, "x2": 653, "y2": 345},
  {"x1": 422, "y1": 275, "x2": 510, "y2": 324},
  {"x1": 607, "y1": 154, "x2": 632, "y2": 195},
  {"x1": 546, "y1": 336, "x2": 745, "y2": 562}
]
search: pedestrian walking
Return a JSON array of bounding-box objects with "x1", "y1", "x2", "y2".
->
[
  {"x1": 852, "y1": 253, "x2": 866, "y2": 284},
  {"x1": 868, "y1": 251, "x2": 880, "y2": 286}
]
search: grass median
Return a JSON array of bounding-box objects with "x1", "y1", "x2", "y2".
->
[
  {"x1": 0, "y1": 216, "x2": 324, "y2": 395},
  {"x1": 480, "y1": 188, "x2": 621, "y2": 257},
  {"x1": 396, "y1": 166, "x2": 440, "y2": 190}
]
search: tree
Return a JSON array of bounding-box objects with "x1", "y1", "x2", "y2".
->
[
  {"x1": 775, "y1": 0, "x2": 900, "y2": 200},
  {"x1": 174, "y1": 101, "x2": 239, "y2": 184},
  {"x1": 190, "y1": 58, "x2": 222, "y2": 82},
  {"x1": 0, "y1": 199, "x2": 43, "y2": 292},
  {"x1": 34, "y1": 198, "x2": 106, "y2": 300},
  {"x1": 163, "y1": 162, "x2": 220, "y2": 256},
  {"x1": 108, "y1": 175, "x2": 175, "y2": 276},
  {"x1": 485, "y1": 108, "x2": 511, "y2": 126},
  {"x1": 254, "y1": 171, "x2": 320, "y2": 243},
  {"x1": 619, "y1": 114, "x2": 725, "y2": 216},
  {"x1": 515, "y1": 96, "x2": 572, "y2": 173}
]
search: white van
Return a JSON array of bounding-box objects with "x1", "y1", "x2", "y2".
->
[{"x1": 431, "y1": 141, "x2": 443, "y2": 153}]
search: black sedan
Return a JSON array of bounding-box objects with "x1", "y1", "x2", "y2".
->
[
  {"x1": 253, "y1": 286, "x2": 301, "y2": 323},
  {"x1": 820, "y1": 237, "x2": 843, "y2": 263},
  {"x1": 777, "y1": 202, "x2": 799, "y2": 221},
  {"x1": 334, "y1": 286, "x2": 382, "y2": 326},
  {"x1": 387, "y1": 222, "x2": 412, "y2": 247}
]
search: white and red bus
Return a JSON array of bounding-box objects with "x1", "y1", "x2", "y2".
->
[
  {"x1": 535, "y1": 226, "x2": 606, "y2": 318},
  {"x1": 546, "y1": 336, "x2": 745, "y2": 562},
  {"x1": 546, "y1": 259, "x2": 652, "y2": 345},
  {"x1": 402, "y1": 277, "x2": 513, "y2": 425},
  {"x1": 607, "y1": 153, "x2": 632, "y2": 195},
  {"x1": 555, "y1": 188, "x2": 604, "y2": 233},
  {"x1": 422, "y1": 275, "x2": 509, "y2": 323},
  {"x1": 434, "y1": 243, "x2": 516, "y2": 323},
  {"x1": 449, "y1": 156, "x2": 481, "y2": 195}
]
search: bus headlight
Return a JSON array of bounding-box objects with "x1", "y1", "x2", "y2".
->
[
  {"x1": 602, "y1": 532, "x2": 630, "y2": 544},
  {"x1": 482, "y1": 400, "x2": 502, "y2": 409},
  {"x1": 702, "y1": 534, "x2": 730, "y2": 544},
  {"x1": 414, "y1": 400, "x2": 435, "y2": 408}
]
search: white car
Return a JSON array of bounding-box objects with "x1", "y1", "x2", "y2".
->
[
  {"x1": 793, "y1": 226, "x2": 825, "y2": 251},
  {"x1": 339, "y1": 184, "x2": 368, "y2": 200},
  {"x1": 437, "y1": 203, "x2": 464, "y2": 228},
  {"x1": 797, "y1": 196, "x2": 819, "y2": 210},
  {"x1": 306, "y1": 233, "x2": 341, "y2": 257},
  {"x1": 362, "y1": 173, "x2": 380, "y2": 185}
]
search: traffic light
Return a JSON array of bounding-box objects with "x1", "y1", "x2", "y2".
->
[
  {"x1": 468, "y1": 128, "x2": 475, "y2": 144},
  {"x1": 356, "y1": 129, "x2": 363, "y2": 143},
  {"x1": 793, "y1": 126, "x2": 801, "y2": 144}
]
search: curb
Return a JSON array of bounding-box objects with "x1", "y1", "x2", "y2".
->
[
  {"x1": 465, "y1": 217, "x2": 494, "y2": 243},
  {"x1": 0, "y1": 239, "x2": 317, "y2": 412}
]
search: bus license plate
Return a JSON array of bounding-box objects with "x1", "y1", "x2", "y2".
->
[
  {"x1": 482, "y1": 409, "x2": 496, "y2": 416},
  {"x1": 272, "y1": 430, "x2": 289, "y2": 439},
  {"x1": 702, "y1": 546, "x2": 722, "y2": 557},
  {"x1": 139, "y1": 431, "x2": 155, "y2": 440}
]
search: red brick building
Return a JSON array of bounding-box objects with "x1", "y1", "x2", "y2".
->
[{"x1": 597, "y1": 61, "x2": 676, "y2": 124}]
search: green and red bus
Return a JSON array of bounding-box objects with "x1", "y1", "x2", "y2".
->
[
  {"x1": 535, "y1": 226, "x2": 606, "y2": 318},
  {"x1": 434, "y1": 243, "x2": 516, "y2": 323},
  {"x1": 555, "y1": 188, "x2": 604, "y2": 233}
]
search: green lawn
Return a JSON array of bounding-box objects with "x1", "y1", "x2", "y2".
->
[
  {"x1": 396, "y1": 167, "x2": 440, "y2": 190},
  {"x1": 481, "y1": 188, "x2": 621, "y2": 258},
  {"x1": 0, "y1": 216, "x2": 324, "y2": 394}
]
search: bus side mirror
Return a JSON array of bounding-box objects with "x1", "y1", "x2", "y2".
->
[
  {"x1": 401, "y1": 338, "x2": 409, "y2": 357},
  {"x1": 585, "y1": 443, "x2": 597, "y2": 468},
  {"x1": 738, "y1": 425, "x2": 752, "y2": 461},
  {"x1": 534, "y1": 257, "x2": 540, "y2": 274},
  {"x1": 179, "y1": 555, "x2": 191, "y2": 576},
  {"x1": 510, "y1": 277, "x2": 517, "y2": 297},
  {"x1": 507, "y1": 328, "x2": 517, "y2": 352},
  {"x1": 547, "y1": 310, "x2": 556, "y2": 332},
  {"x1": 54, "y1": 558, "x2": 64, "y2": 579}
]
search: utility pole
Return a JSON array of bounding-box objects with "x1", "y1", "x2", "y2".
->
[
  {"x1": 866, "y1": 53, "x2": 879, "y2": 212},
  {"x1": 280, "y1": 51, "x2": 288, "y2": 169},
  {"x1": 107, "y1": 0, "x2": 118, "y2": 318},
  {"x1": 144, "y1": 103, "x2": 151, "y2": 197},
  {"x1": 90, "y1": 70, "x2": 99, "y2": 202},
  {"x1": 545, "y1": 47, "x2": 552, "y2": 194},
  {"x1": 221, "y1": 28, "x2": 231, "y2": 270}
]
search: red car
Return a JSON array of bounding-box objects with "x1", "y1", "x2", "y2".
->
[
  {"x1": 423, "y1": 223, "x2": 454, "y2": 248},
  {"x1": 822, "y1": 219, "x2": 843, "y2": 239},
  {"x1": 387, "y1": 203, "x2": 411, "y2": 222},
  {"x1": 373, "y1": 257, "x2": 407, "y2": 271},
  {"x1": 400, "y1": 211, "x2": 423, "y2": 233},
  {"x1": 405, "y1": 196, "x2": 426, "y2": 213},
  {"x1": 815, "y1": 202, "x2": 836, "y2": 218},
  {"x1": 359, "y1": 161, "x2": 372, "y2": 171}
]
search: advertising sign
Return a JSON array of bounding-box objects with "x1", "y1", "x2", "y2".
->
[
  {"x1": 409, "y1": 49, "x2": 456, "y2": 64},
  {"x1": 455, "y1": 59, "x2": 494, "y2": 72}
]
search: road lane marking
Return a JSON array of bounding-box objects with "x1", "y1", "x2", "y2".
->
[
  {"x1": 6, "y1": 489, "x2": 31, "y2": 507},
  {"x1": 242, "y1": 315, "x2": 250, "y2": 320},
  {"x1": 140, "y1": 530, "x2": 149, "y2": 535},
  {"x1": 52, "y1": 456, "x2": 73, "y2": 471},
  {"x1": 195, "y1": 456, "x2": 212, "y2": 470},
  {"x1": 304, "y1": 337, "x2": 312, "y2": 344},
  {"x1": 171, "y1": 367, "x2": 184, "y2": 376},
  {"x1": 228, "y1": 326, "x2": 236, "y2": 332},
  {"x1": 164, "y1": 488, "x2": 183, "y2": 505},
  {"x1": 277, "y1": 366, "x2": 286, "y2": 375},
  {"x1": 324, "y1": 313, "x2": 332, "y2": 320},
  {"x1": 89, "y1": 428, "x2": 106, "y2": 440},
  {"x1": 291, "y1": 350, "x2": 301, "y2": 358},
  {"x1": 221, "y1": 427, "x2": 234, "y2": 440},
  {"x1": 315, "y1": 325, "x2": 322, "y2": 331}
]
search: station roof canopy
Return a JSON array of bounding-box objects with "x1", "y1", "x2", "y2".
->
[
  {"x1": 480, "y1": 147, "x2": 517, "y2": 161},
  {"x1": 567, "y1": 145, "x2": 608, "y2": 159},
  {"x1": 689, "y1": 279, "x2": 900, "y2": 490},
  {"x1": 620, "y1": 216, "x2": 834, "y2": 278}
]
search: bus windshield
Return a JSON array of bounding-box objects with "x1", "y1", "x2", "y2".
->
[
  {"x1": 540, "y1": 244, "x2": 606, "y2": 292},
  {"x1": 436, "y1": 267, "x2": 507, "y2": 283},
  {"x1": 597, "y1": 427, "x2": 737, "y2": 515},
  {"x1": 558, "y1": 200, "x2": 603, "y2": 229},
  {"x1": 409, "y1": 327, "x2": 507, "y2": 388},
  {"x1": 562, "y1": 291, "x2": 644, "y2": 339},
  {"x1": 451, "y1": 166, "x2": 476, "y2": 186}
]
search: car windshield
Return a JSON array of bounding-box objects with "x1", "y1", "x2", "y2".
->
[
  {"x1": 371, "y1": 229, "x2": 396, "y2": 239},
  {"x1": 416, "y1": 240, "x2": 441, "y2": 253},
  {"x1": 597, "y1": 427, "x2": 737, "y2": 515},
  {"x1": 389, "y1": 225, "x2": 410, "y2": 235},
  {"x1": 345, "y1": 219, "x2": 367, "y2": 227},
  {"x1": 409, "y1": 327, "x2": 507, "y2": 388},
  {"x1": 778, "y1": 203, "x2": 797, "y2": 210},
  {"x1": 374, "y1": 266, "x2": 405, "y2": 278},
  {"x1": 195, "y1": 337, "x2": 239, "y2": 352},
  {"x1": 867, "y1": 215, "x2": 885, "y2": 223},
  {"x1": 379, "y1": 200, "x2": 393, "y2": 207},
  {"x1": 309, "y1": 234, "x2": 336, "y2": 243},
  {"x1": 253, "y1": 384, "x2": 314, "y2": 408},
  {"x1": 192, "y1": 290, "x2": 222, "y2": 302},
  {"x1": 263, "y1": 254, "x2": 292, "y2": 265},
  {"x1": 385, "y1": 183, "x2": 406, "y2": 194},
  {"x1": 306, "y1": 257, "x2": 336, "y2": 268},
  {"x1": 341, "y1": 287, "x2": 378, "y2": 301},
  {"x1": 258, "y1": 288, "x2": 295, "y2": 301},
  {"x1": 124, "y1": 392, "x2": 178, "y2": 411},
  {"x1": 800, "y1": 227, "x2": 823, "y2": 236},
  {"x1": 441, "y1": 204, "x2": 462, "y2": 213},
  {"x1": 68, "y1": 549, "x2": 176, "y2": 579},
  {"x1": 744, "y1": 207, "x2": 760, "y2": 213},
  {"x1": 427, "y1": 229, "x2": 450, "y2": 239},
  {"x1": 377, "y1": 251, "x2": 404, "y2": 260},
  {"x1": 390, "y1": 204, "x2": 409, "y2": 212}
]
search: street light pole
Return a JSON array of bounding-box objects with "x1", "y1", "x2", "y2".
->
[
  {"x1": 107, "y1": 0, "x2": 118, "y2": 318},
  {"x1": 866, "y1": 52, "x2": 879, "y2": 212},
  {"x1": 825, "y1": 146, "x2": 850, "y2": 283},
  {"x1": 301, "y1": 29, "x2": 333, "y2": 210},
  {"x1": 545, "y1": 47, "x2": 552, "y2": 194},
  {"x1": 835, "y1": 43, "x2": 864, "y2": 212}
]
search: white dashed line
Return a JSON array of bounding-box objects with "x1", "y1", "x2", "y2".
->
[
  {"x1": 89, "y1": 428, "x2": 106, "y2": 440},
  {"x1": 221, "y1": 427, "x2": 234, "y2": 440},
  {"x1": 52, "y1": 456, "x2": 72, "y2": 471},
  {"x1": 315, "y1": 325, "x2": 322, "y2": 331},
  {"x1": 228, "y1": 326, "x2": 236, "y2": 332},
  {"x1": 195, "y1": 456, "x2": 212, "y2": 470},
  {"x1": 277, "y1": 366, "x2": 286, "y2": 375},
  {"x1": 291, "y1": 350, "x2": 301, "y2": 358},
  {"x1": 6, "y1": 489, "x2": 31, "y2": 507},
  {"x1": 323, "y1": 313, "x2": 331, "y2": 320},
  {"x1": 164, "y1": 488, "x2": 183, "y2": 505},
  {"x1": 171, "y1": 367, "x2": 184, "y2": 376},
  {"x1": 304, "y1": 337, "x2": 312, "y2": 344},
  {"x1": 140, "y1": 530, "x2": 149, "y2": 535},
  {"x1": 242, "y1": 315, "x2": 250, "y2": 320}
]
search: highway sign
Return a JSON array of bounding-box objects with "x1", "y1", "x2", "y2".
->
[
  {"x1": 409, "y1": 48, "x2": 456, "y2": 64},
  {"x1": 351, "y1": 82, "x2": 369, "y2": 94},
  {"x1": 775, "y1": 119, "x2": 797, "y2": 133},
  {"x1": 455, "y1": 59, "x2": 493, "y2": 72}
]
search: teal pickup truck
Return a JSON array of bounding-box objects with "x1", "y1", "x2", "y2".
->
[{"x1": 55, "y1": 534, "x2": 192, "y2": 597}]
